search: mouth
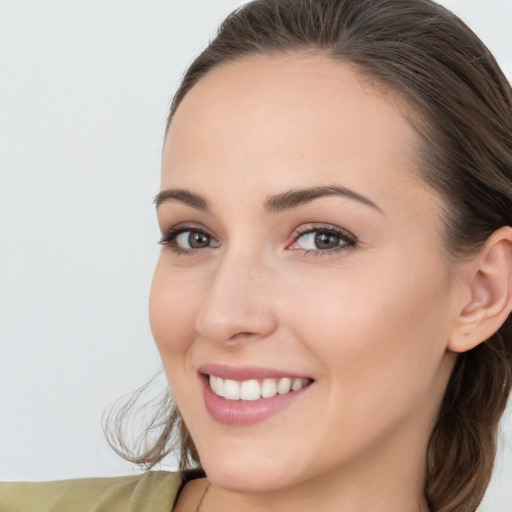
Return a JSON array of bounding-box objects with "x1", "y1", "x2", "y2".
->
[
  {"x1": 198, "y1": 364, "x2": 315, "y2": 425},
  {"x1": 207, "y1": 374, "x2": 313, "y2": 401}
]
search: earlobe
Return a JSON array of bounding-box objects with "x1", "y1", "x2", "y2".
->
[{"x1": 448, "y1": 226, "x2": 512, "y2": 353}]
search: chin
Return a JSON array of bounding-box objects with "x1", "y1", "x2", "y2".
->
[
  {"x1": 196, "y1": 438, "x2": 304, "y2": 494},
  {"x1": 204, "y1": 462, "x2": 296, "y2": 495}
]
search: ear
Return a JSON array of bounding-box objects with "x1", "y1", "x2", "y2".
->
[{"x1": 448, "y1": 226, "x2": 512, "y2": 353}]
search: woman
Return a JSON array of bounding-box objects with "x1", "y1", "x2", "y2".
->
[{"x1": 1, "y1": 0, "x2": 511, "y2": 511}]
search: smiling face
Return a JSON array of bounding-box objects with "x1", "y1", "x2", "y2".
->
[{"x1": 150, "y1": 55, "x2": 463, "y2": 507}]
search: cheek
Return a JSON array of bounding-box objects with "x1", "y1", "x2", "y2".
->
[
  {"x1": 287, "y1": 253, "x2": 455, "y2": 402},
  {"x1": 283, "y1": 266, "x2": 455, "y2": 458},
  {"x1": 149, "y1": 260, "x2": 202, "y2": 360}
]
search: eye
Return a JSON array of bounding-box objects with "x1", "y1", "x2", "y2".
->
[
  {"x1": 176, "y1": 230, "x2": 212, "y2": 249},
  {"x1": 288, "y1": 225, "x2": 356, "y2": 253},
  {"x1": 159, "y1": 226, "x2": 220, "y2": 254}
]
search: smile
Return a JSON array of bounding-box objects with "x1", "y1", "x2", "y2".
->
[
  {"x1": 208, "y1": 375, "x2": 312, "y2": 401},
  {"x1": 199, "y1": 365, "x2": 315, "y2": 425}
]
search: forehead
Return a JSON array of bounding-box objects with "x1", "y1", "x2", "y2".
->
[{"x1": 162, "y1": 54, "x2": 429, "y2": 213}]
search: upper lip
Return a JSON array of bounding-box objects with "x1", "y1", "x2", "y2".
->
[{"x1": 198, "y1": 363, "x2": 313, "y2": 381}]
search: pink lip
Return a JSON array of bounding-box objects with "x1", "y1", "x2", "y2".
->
[
  {"x1": 198, "y1": 363, "x2": 309, "y2": 381},
  {"x1": 198, "y1": 365, "x2": 313, "y2": 426}
]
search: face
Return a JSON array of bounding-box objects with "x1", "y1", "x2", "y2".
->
[{"x1": 150, "y1": 55, "x2": 462, "y2": 497}]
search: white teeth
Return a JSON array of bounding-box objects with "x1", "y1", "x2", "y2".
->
[
  {"x1": 277, "y1": 377, "x2": 292, "y2": 395},
  {"x1": 223, "y1": 379, "x2": 240, "y2": 400},
  {"x1": 261, "y1": 378, "x2": 277, "y2": 398},
  {"x1": 240, "y1": 379, "x2": 261, "y2": 401},
  {"x1": 209, "y1": 375, "x2": 224, "y2": 397},
  {"x1": 208, "y1": 375, "x2": 311, "y2": 401},
  {"x1": 291, "y1": 378, "x2": 303, "y2": 391}
]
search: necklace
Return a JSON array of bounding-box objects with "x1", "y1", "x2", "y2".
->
[{"x1": 194, "y1": 482, "x2": 212, "y2": 512}]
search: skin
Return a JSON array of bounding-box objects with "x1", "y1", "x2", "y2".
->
[{"x1": 150, "y1": 55, "x2": 470, "y2": 512}]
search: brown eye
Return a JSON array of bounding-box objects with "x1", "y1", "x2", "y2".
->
[
  {"x1": 314, "y1": 232, "x2": 341, "y2": 249},
  {"x1": 159, "y1": 226, "x2": 221, "y2": 253},
  {"x1": 294, "y1": 230, "x2": 345, "y2": 250},
  {"x1": 188, "y1": 231, "x2": 211, "y2": 248},
  {"x1": 176, "y1": 230, "x2": 216, "y2": 249},
  {"x1": 288, "y1": 226, "x2": 356, "y2": 254}
]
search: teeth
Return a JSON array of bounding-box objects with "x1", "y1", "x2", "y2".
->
[
  {"x1": 261, "y1": 378, "x2": 277, "y2": 398},
  {"x1": 209, "y1": 375, "x2": 224, "y2": 397},
  {"x1": 208, "y1": 375, "x2": 311, "y2": 401},
  {"x1": 291, "y1": 378, "x2": 303, "y2": 391},
  {"x1": 223, "y1": 379, "x2": 240, "y2": 400},
  {"x1": 240, "y1": 379, "x2": 261, "y2": 401},
  {"x1": 277, "y1": 377, "x2": 292, "y2": 394}
]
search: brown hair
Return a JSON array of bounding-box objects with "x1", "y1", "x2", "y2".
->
[{"x1": 106, "y1": 1, "x2": 512, "y2": 511}]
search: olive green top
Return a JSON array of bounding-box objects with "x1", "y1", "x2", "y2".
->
[{"x1": 0, "y1": 471, "x2": 183, "y2": 512}]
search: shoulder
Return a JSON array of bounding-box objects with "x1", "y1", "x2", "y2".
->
[{"x1": 0, "y1": 471, "x2": 183, "y2": 512}]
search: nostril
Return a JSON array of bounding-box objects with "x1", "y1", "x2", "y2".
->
[
  {"x1": 194, "y1": 274, "x2": 279, "y2": 345},
  {"x1": 229, "y1": 331, "x2": 259, "y2": 340}
]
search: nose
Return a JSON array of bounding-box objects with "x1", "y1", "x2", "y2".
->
[{"x1": 195, "y1": 250, "x2": 278, "y2": 345}]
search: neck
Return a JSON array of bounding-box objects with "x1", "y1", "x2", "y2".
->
[{"x1": 199, "y1": 442, "x2": 430, "y2": 512}]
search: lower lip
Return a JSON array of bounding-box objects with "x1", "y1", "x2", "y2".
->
[{"x1": 201, "y1": 376, "x2": 311, "y2": 426}]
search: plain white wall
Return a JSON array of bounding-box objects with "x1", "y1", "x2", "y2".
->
[{"x1": 0, "y1": 1, "x2": 511, "y2": 510}]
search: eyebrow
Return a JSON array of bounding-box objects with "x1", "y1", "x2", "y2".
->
[
  {"x1": 264, "y1": 185, "x2": 382, "y2": 213},
  {"x1": 154, "y1": 188, "x2": 209, "y2": 210},
  {"x1": 154, "y1": 185, "x2": 381, "y2": 213}
]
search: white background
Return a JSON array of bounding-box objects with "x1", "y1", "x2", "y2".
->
[{"x1": 0, "y1": 1, "x2": 511, "y2": 510}]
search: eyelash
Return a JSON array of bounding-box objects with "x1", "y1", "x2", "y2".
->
[
  {"x1": 159, "y1": 224, "x2": 357, "y2": 256},
  {"x1": 159, "y1": 225, "x2": 216, "y2": 256},
  {"x1": 291, "y1": 225, "x2": 357, "y2": 255}
]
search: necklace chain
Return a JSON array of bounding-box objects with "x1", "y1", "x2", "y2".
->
[{"x1": 194, "y1": 482, "x2": 212, "y2": 512}]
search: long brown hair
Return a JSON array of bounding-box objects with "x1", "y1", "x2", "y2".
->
[{"x1": 106, "y1": 1, "x2": 512, "y2": 511}]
